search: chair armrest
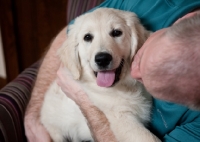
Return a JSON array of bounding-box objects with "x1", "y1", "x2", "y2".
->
[
  {"x1": 0, "y1": 61, "x2": 40, "y2": 142},
  {"x1": 0, "y1": 1, "x2": 105, "y2": 141}
]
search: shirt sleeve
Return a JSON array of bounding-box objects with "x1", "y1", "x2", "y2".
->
[{"x1": 163, "y1": 114, "x2": 200, "y2": 142}]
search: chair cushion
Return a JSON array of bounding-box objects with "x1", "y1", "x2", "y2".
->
[
  {"x1": 0, "y1": 61, "x2": 40, "y2": 142},
  {"x1": 67, "y1": 0, "x2": 104, "y2": 23}
]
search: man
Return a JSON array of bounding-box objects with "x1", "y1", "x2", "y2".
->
[
  {"x1": 131, "y1": 11, "x2": 200, "y2": 109},
  {"x1": 25, "y1": 0, "x2": 200, "y2": 141}
]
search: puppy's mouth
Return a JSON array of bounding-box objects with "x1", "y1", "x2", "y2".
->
[{"x1": 94, "y1": 59, "x2": 124, "y2": 87}]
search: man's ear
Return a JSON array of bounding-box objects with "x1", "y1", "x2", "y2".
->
[
  {"x1": 120, "y1": 11, "x2": 151, "y2": 61},
  {"x1": 57, "y1": 25, "x2": 81, "y2": 80}
]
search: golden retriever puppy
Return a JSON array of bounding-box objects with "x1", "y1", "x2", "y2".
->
[{"x1": 40, "y1": 8, "x2": 160, "y2": 142}]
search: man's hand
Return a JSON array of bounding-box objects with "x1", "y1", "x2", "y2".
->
[
  {"x1": 25, "y1": 117, "x2": 51, "y2": 142},
  {"x1": 56, "y1": 64, "x2": 85, "y2": 104}
]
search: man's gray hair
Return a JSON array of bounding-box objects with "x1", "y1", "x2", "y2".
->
[
  {"x1": 149, "y1": 12, "x2": 200, "y2": 109},
  {"x1": 167, "y1": 11, "x2": 200, "y2": 47}
]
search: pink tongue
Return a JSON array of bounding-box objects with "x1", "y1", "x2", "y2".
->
[{"x1": 96, "y1": 71, "x2": 115, "y2": 87}]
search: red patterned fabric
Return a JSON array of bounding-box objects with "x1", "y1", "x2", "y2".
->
[
  {"x1": 67, "y1": 0, "x2": 104, "y2": 23},
  {"x1": 0, "y1": 61, "x2": 40, "y2": 142}
]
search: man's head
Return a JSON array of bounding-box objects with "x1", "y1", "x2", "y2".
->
[{"x1": 131, "y1": 12, "x2": 200, "y2": 109}]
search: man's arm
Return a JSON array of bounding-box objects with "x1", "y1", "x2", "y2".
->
[
  {"x1": 57, "y1": 65, "x2": 117, "y2": 142},
  {"x1": 77, "y1": 92, "x2": 117, "y2": 142},
  {"x1": 24, "y1": 26, "x2": 67, "y2": 142}
]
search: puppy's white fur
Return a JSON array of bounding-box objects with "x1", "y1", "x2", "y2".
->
[{"x1": 40, "y1": 8, "x2": 160, "y2": 142}]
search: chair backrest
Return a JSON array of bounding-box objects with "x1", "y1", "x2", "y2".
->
[{"x1": 67, "y1": 0, "x2": 104, "y2": 23}]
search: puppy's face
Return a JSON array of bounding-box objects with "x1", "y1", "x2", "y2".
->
[{"x1": 59, "y1": 8, "x2": 150, "y2": 87}]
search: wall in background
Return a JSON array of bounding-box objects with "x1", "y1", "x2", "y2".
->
[
  {"x1": 0, "y1": 27, "x2": 6, "y2": 79},
  {"x1": 0, "y1": 0, "x2": 67, "y2": 82}
]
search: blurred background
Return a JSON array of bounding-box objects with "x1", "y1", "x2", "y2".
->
[
  {"x1": 0, "y1": 0, "x2": 68, "y2": 88},
  {"x1": 0, "y1": 0, "x2": 103, "y2": 89}
]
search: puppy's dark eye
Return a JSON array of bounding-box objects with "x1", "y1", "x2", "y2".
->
[
  {"x1": 110, "y1": 29, "x2": 122, "y2": 37},
  {"x1": 84, "y1": 33, "x2": 93, "y2": 42}
]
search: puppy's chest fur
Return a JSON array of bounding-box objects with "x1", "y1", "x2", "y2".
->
[
  {"x1": 41, "y1": 76, "x2": 152, "y2": 142},
  {"x1": 83, "y1": 79, "x2": 150, "y2": 118}
]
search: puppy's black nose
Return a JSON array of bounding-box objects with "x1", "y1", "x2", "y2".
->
[{"x1": 95, "y1": 52, "x2": 112, "y2": 67}]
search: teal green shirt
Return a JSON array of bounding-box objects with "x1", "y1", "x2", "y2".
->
[
  {"x1": 69, "y1": 0, "x2": 200, "y2": 141},
  {"x1": 150, "y1": 99, "x2": 200, "y2": 141},
  {"x1": 77, "y1": 0, "x2": 200, "y2": 31}
]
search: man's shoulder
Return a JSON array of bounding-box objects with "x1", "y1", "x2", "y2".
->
[
  {"x1": 150, "y1": 98, "x2": 200, "y2": 138},
  {"x1": 152, "y1": 98, "x2": 200, "y2": 121}
]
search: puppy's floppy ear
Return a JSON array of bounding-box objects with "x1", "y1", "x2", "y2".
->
[
  {"x1": 121, "y1": 11, "x2": 151, "y2": 60},
  {"x1": 57, "y1": 24, "x2": 81, "y2": 80}
]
